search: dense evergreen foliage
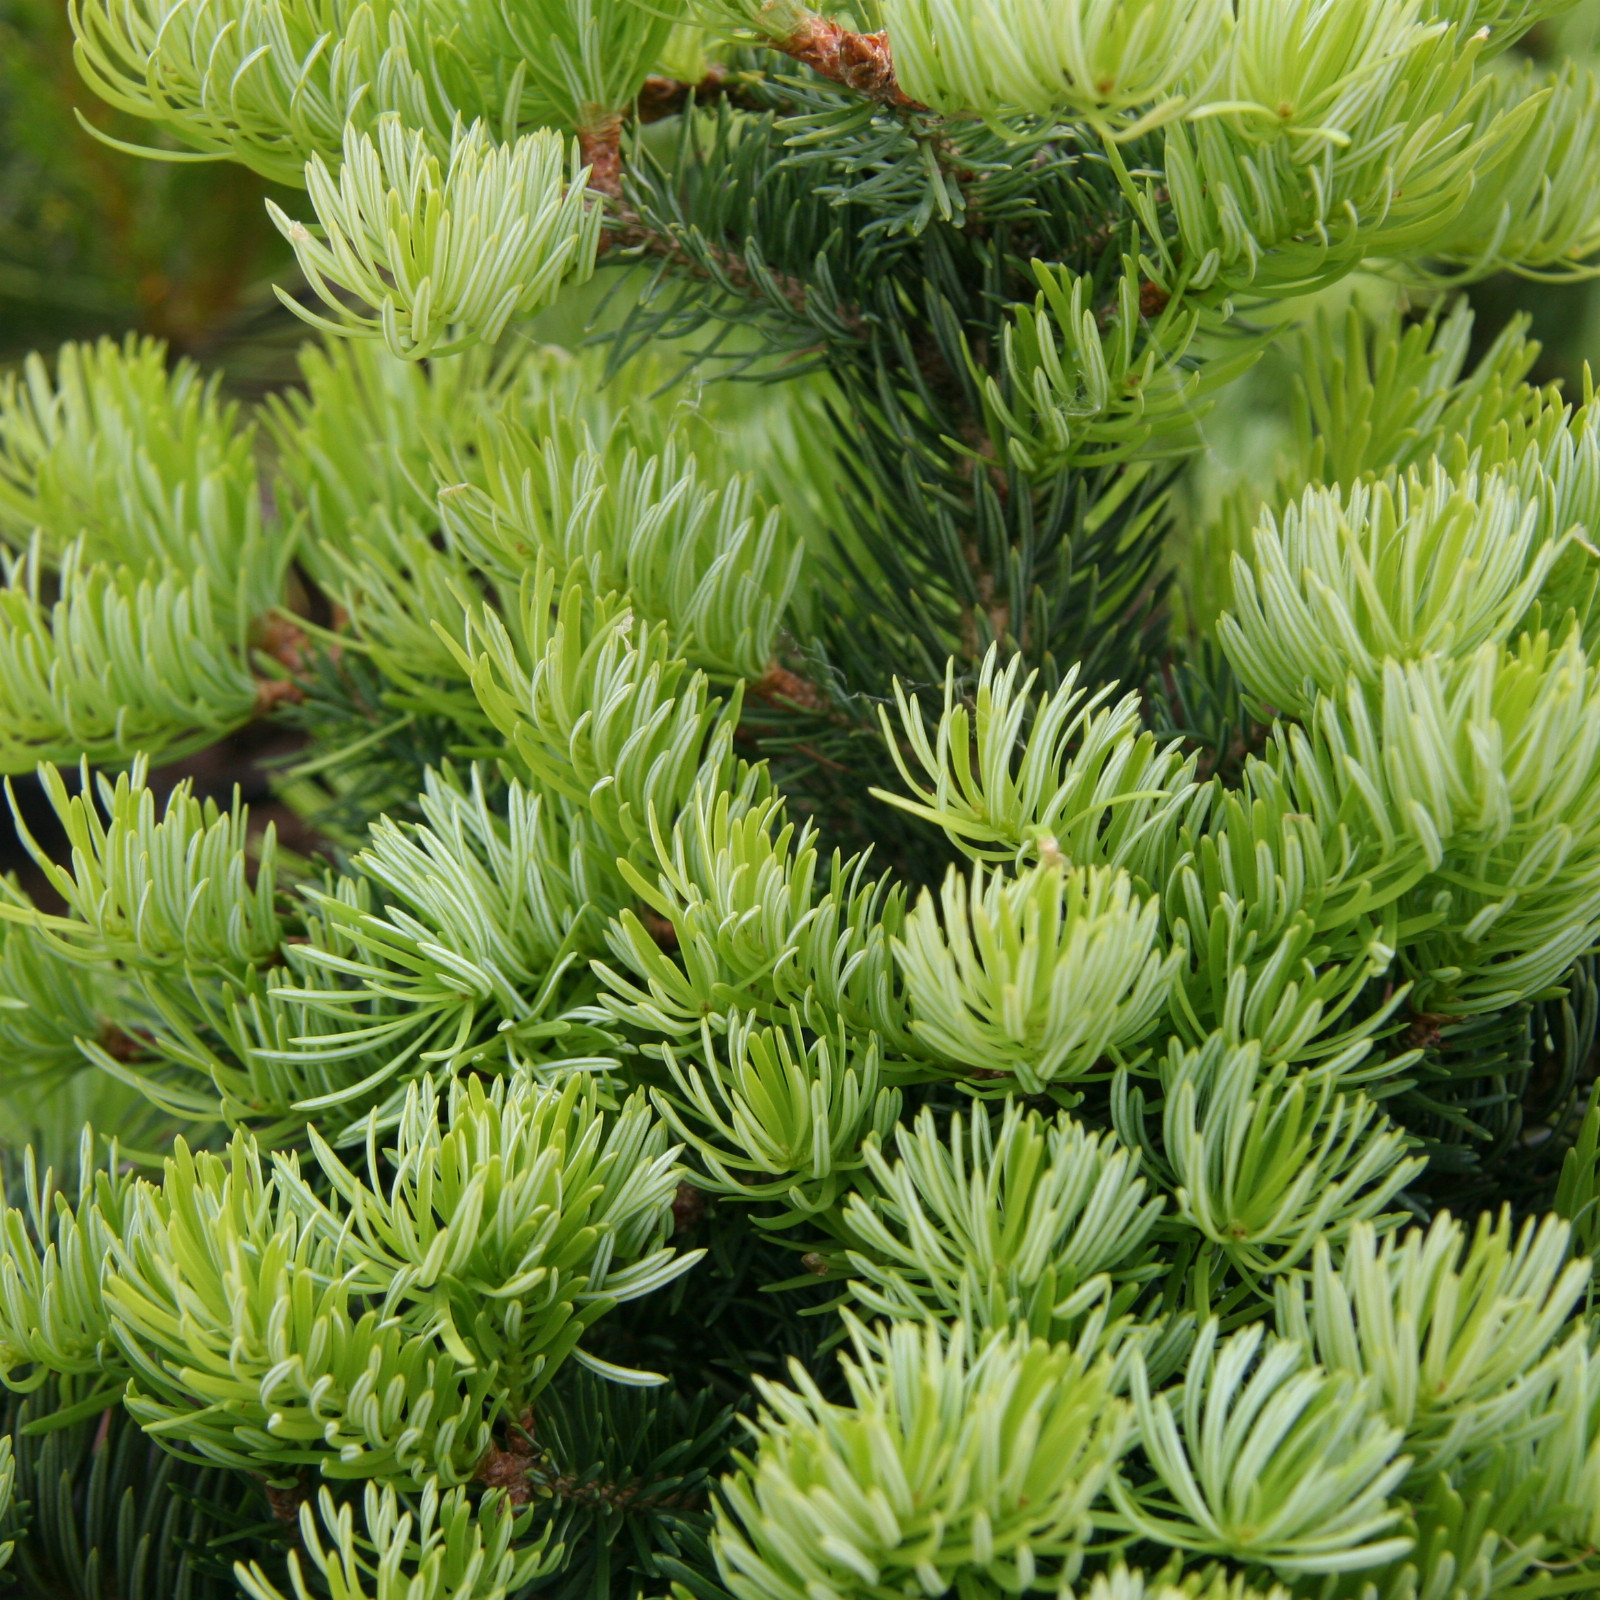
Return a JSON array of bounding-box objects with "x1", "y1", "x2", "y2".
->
[{"x1": 2, "y1": 2, "x2": 1600, "y2": 1598}]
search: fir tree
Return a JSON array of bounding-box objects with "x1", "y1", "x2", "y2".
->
[{"x1": 3, "y1": 2, "x2": 1600, "y2": 1598}]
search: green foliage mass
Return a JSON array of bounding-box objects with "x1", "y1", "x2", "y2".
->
[{"x1": 3, "y1": 1, "x2": 1600, "y2": 1599}]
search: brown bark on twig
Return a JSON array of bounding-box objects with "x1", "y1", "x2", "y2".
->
[
  {"x1": 579, "y1": 114, "x2": 625, "y2": 199},
  {"x1": 253, "y1": 677, "x2": 305, "y2": 714},
  {"x1": 636, "y1": 68, "x2": 766, "y2": 123},
  {"x1": 753, "y1": 664, "x2": 834, "y2": 715},
  {"x1": 254, "y1": 614, "x2": 311, "y2": 675},
  {"x1": 1406, "y1": 1011, "x2": 1451, "y2": 1051},
  {"x1": 475, "y1": 1426, "x2": 703, "y2": 1511},
  {"x1": 98, "y1": 1022, "x2": 156, "y2": 1062},
  {"x1": 606, "y1": 212, "x2": 823, "y2": 323},
  {"x1": 263, "y1": 1480, "x2": 310, "y2": 1526},
  {"x1": 672, "y1": 1181, "x2": 706, "y2": 1233},
  {"x1": 777, "y1": 16, "x2": 927, "y2": 109},
  {"x1": 476, "y1": 1441, "x2": 540, "y2": 1506}
]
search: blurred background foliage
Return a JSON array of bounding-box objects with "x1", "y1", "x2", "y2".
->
[{"x1": 0, "y1": 0, "x2": 303, "y2": 378}]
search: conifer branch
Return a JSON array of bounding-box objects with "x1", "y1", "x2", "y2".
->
[
  {"x1": 606, "y1": 212, "x2": 818, "y2": 320},
  {"x1": 7, "y1": 4, "x2": 1600, "y2": 1597}
]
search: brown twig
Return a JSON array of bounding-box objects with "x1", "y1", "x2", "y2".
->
[
  {"x1": 672, "y1": 1181, "x2": 706, "y2": 1233},
  {"x1": 605, "y1": 209, "x2": 820, "y2": 322},
  {"x1": 253, "y1": 677, "x2": 305, "y2": 714},
  {"x1": 777, "y1": 16, "x2": 927, "y2": 109},
  {"x1": 1406, "y1": 1010, "x2": 1451, "y2": 1052},
  {"x1": 475, "y1": 1423, "x2": 703, "y2": 1512},
  {"x1": 635, "y1": 68, "x2": 767, "y2": 123},
  {"x1": 1139, "y1": 279, "x2": 1171, "y2": 318},
  {"x1": 98, "y1": 1022, "x2": 156, "y2": 1062},
  {"x1": 259, "y1": 1473, "x2": 311, "y2": 1526},
  {"x1": 476, "y1": 1441, "x2": 540, "y2": 1506},
  {"x1": 579, "y1": 114, "x2": 626, "y2": 199},
  {"x1": 752, "y1": 664, "x2": 834, "y2": 715},
  {"x1": 788, "y1": 740, "x2": 850, "y2": 773},
  {"x1": 254, "y1": 614, "x2": 311, "y2": 675},
  {"x1": 250, "y1": 613, "x2": 310, "y2": 712}
]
